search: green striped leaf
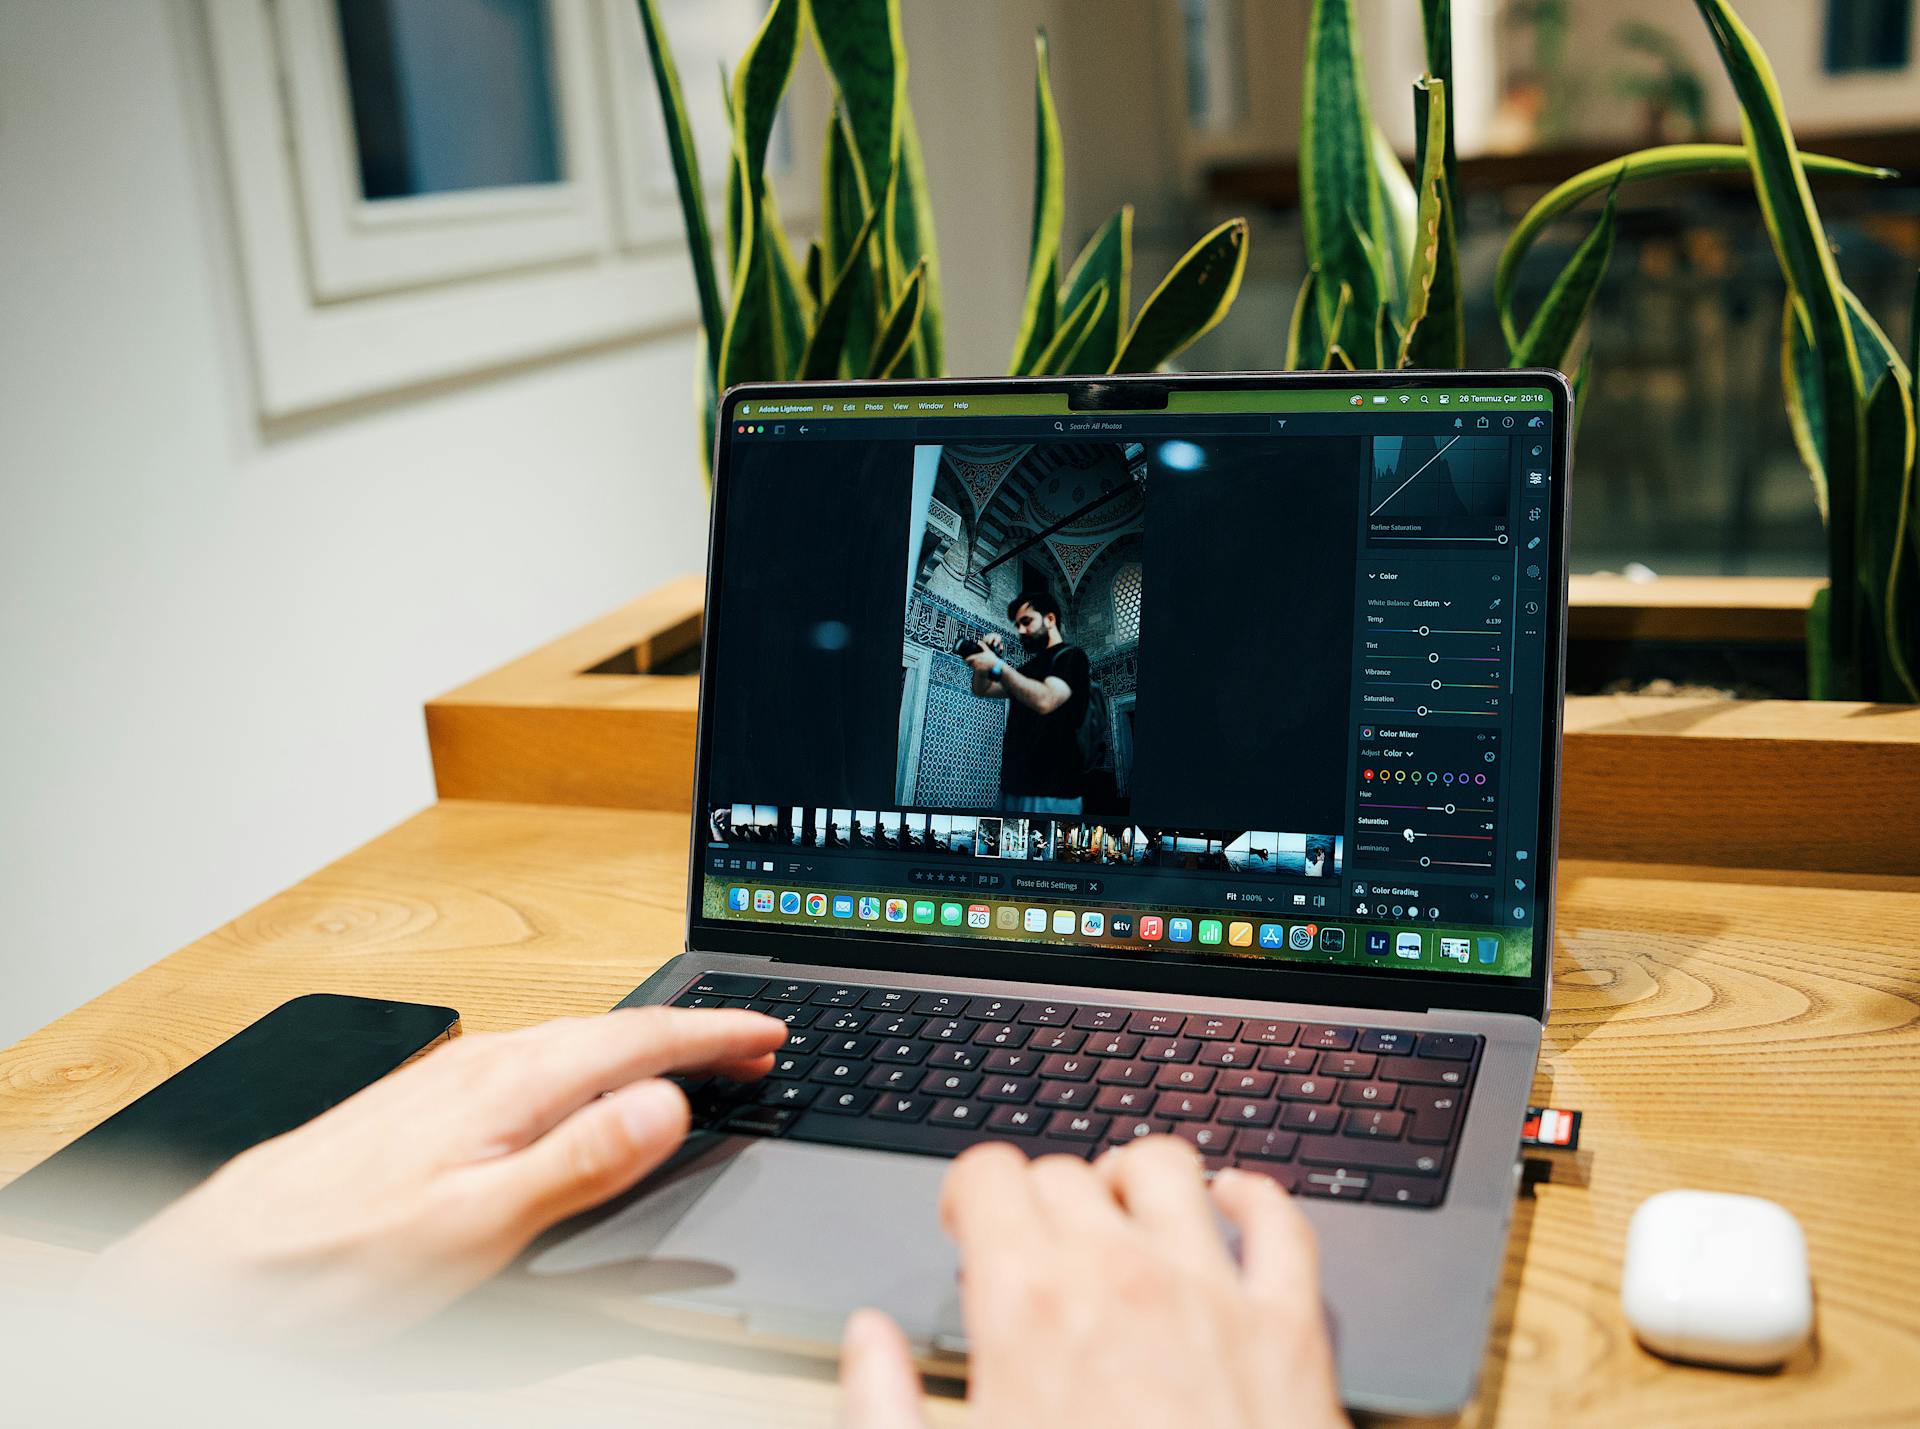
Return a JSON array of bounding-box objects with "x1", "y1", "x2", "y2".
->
[
  {"x1": 1009, "y1": 32, "x2": 1065, "y2": 375},
  {"x1": 870, "y1": 260, "x2": 927, "y2": 378},
  {"x1": 798, "y1": 200, "x2": 883, "y2": 380},
  {"x1": 889, "y1": 108, "x2": 943, "y2": 375},
  {"x1": 1693, "y1": 0, "x2": 1869, "y2": 694},
  {"x1": 1418, "y1": 0, "x2": 1459, "y2": 200},
  {"x1": 1509, "y1": 180, "x2": 1619, "y2": 372},
  {"x1": 1781, "y1": 298, "x2": 1827, "y2": 518},
  {"x1": 633, "y1": 0, "x2": 726, "y2": 390},
  {"x1": 1303, "y1": 0, "x2": 1385, "y2": 337},
  {"x1": 1397, "y1": 77, "x2": 1450, "y2": 367},
  {"x1": 820, "y1": 107, "x2": 877, "y2": 377},
  {"x1": 1285, "y1": 266, "x2": 1320, "y2": 372},
  {"x1": 1370, "y1": 125, "x2": 1415, "y2": 313},
  {"x1": 1494, "y1": 144, "x2": 1889, "y2": 353},
  {"x1": 821, "y1": 106, "x2": 870, "y2": 277},
  {"x1": 1111, "y1": 218, "x2": 1249, "y2": 373},
  {"x1": 1807, "y1": 586, "x2": 1832, "y2": 699},
  {"x1": 1321, "y1": 281, "x2": 1353, "y2": 370},
  {"x1": 1404, "y1": 76, "x2": 1464, "y2": 368},
  {"x1": 807, "y1": 0, "x2": 896, "y2": 199},
  {"x1": 1032, "y1": 281, "x2": 1109, "y2": 376},
  {"x1": 1845, "y1": 287, "x2": 1918, "y2": 700},
  {"x1": 717, "y1": 0, "x2": 804, "y2": 387},
  {"x1": 1059, "y1": 207, "x2": 1132, "y2": 375},
  {"x1": 810, "y1": 0, "x2": 941, "y2": 375}
]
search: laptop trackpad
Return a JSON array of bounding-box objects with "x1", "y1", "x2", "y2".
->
[{"x1": 528, "y1": 1140, "x2": 964, "y2": 1345}]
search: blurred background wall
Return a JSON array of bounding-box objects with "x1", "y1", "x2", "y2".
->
[{"x1": 2, "y1": 0, "x2": 1916, "y2": 1045}]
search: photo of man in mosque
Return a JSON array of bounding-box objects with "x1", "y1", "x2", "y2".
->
[{"x1": 894, "y1": 442, "x2": 1143, "y2": 819}]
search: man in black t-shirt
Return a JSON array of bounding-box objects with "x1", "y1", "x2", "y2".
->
[{"x1": 962, "y1": 589, "x2": 1090, "y2": 815}]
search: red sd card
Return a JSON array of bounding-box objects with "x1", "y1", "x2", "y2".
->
[{"x1": 1521, "y1": 1105, "x2": 1582, "y2": 1150}]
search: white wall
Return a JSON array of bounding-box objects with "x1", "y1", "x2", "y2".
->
[{"x1": 0, "y1": 0, "x2": 712, "y2": 1046}]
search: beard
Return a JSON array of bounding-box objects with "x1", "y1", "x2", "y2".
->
[{"x1": 1017, "y1": 629, "x2": 1050, "y2": 654}]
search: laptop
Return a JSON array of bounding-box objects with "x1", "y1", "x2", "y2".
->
[{"x1": 533, "y1": 369, "x2": 1569, "y2": 1416}]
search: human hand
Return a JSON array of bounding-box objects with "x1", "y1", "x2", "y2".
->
[
  {"x1": 963, "y1": 635, "x2": 1004, "y2": 674},
  {"x1": 88, "y1": 1007, "x2": 786, "y2": 1343},
  {"x1": 979, "y1": 632, "x2": 1004, "y2": 655},
  {"x1": 838, "y1": 1138, "x2": 1347, "y2": 1429}
]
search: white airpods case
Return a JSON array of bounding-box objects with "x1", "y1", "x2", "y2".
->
[{"x1": 1620, "y1": 1189, "x2": 1813, "y2": 1368}]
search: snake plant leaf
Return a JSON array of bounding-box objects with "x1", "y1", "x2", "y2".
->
[
  {"x1": 1111, "y1": 218, "x2": 1249, "y2": 373},
  {"x1": 634, "y1": 0, "x2": 726, "y2": 385},
  {"x1": 1418, "y1": 0, "x2": 1459, "y2": 200},
  {"x1": 1807, "y1": 586, "x2": 1832, "y2": 699},
  {"x1": 1326, "y1": 345, "x2": 1356, "y2": 372},
  {"x1": 1398, "y1": 77, "x2": 1450, "y2": 367},
  {"x1": 820, "y1": 108, "x2": 877, "y2": 377},
  {"x1": 798, "y1": 200, "x2": 884, "y2": 380},
  {"x1": 1371, "y1": 303, "x2": 1394, "y2": 372},
  {"x1": 1781, "y1": 299, "x2": 1828, "y2": 518},
  {"x1": 821, "y1": 106, "x2": 871, "y2": 277},
  {"x1": 1509, "y1": 180, "x2": 1619, "y2": 371},
  {"x1": 870, "y1": 259, "x2": 927, "y2": 378},
  {"x1": 721, "y1": 65, "x2": 742, "y2": 275},
  {"x1": 717, "y1": 0, "x2": 804, "y2": 386},
  {"x1": 1285, "y1": 266, "x2": 1321, "y2": 372},
  {"x1": 1494, "y1": 144, "x2": 1891, "y2": 353},
  {"x1": 1861, "y1": 365, "x2": 1918, "y2": 699},
  {"x1": 1370, "y1": 126, "x2": 1415, "y2": 313},
  {"x1": 1010, "y1": 32, "x2": 1065, "y2": 375},
  {"x1": 1693, "y1": 0, "x2": 1869, "y2": 694},
  {"x1": 761, "y1": 179, "x2": 813, "y2": 362},
  {"x1": 1348, "y1": 209, "x2": 1391, "y2": 365},
  {"x1": 803, "y1": 240, "x2": 824, "y2": 307},
  {"x1": 1060, "y1": 207, "x2": 1133, "y2": 376},
  {"x1": 809, "y1": 0, "x2": 941, "y2": 375},
  {"x1": 732, "y1": 0, "x2": 798, "y2": 182},
  {"x1": 1032, "y1": 281, "x2": 1110, "y2": 376},
  {"x1": 1844, "y1": 288, "x2": 1919, "y2": 699},
  {"x1": 717, "y1": 139, "x2": 775, "y2": 388},
  {"x1": 1321, "y1": 280, "x2": 1353, "y2": 370},
  {"x1": 889, "y1": 109, "x2": 943, "y2": 375},
  {"x1": 1303, "y1": 0, "x2": 1385, "y2": 338},
  {"x1": 1405, "y1": 77, "x2": 1464, "y2": 368},
  {"x1": 808, "y1": 0, "x2": 899, "y2": 223}
]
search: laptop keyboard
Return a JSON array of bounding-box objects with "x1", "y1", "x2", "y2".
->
[{"x1": 666, "y1": 973, "x2": 1480, "y2": 1209}]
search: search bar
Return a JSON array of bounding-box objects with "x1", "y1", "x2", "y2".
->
[{"x1": 911, "y1": 414, "x2": 1273, "y2": 439}]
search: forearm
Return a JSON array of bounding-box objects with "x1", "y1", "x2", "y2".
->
[{"x1": 1002, "y1": 667, "x2": 1059, "y2": 713}]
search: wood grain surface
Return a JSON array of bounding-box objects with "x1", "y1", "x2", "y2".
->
[
  {"x1": 1566, "y1": 575, "x2": 1823, "y2": 643},
  {"x1": 2, "y1": 800, "x2": 1916, "y2": 1424}
]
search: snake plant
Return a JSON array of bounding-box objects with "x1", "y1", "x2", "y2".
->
[
  {"x1": 636, "y1": 0, "x2": 1249, "y2": 479},
  {"x1": 1297, "y1": 0, "x2": 1914, "y2": 700}
]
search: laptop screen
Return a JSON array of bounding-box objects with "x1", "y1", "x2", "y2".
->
[{"x1": 692, "y1": 377, "x2": 1563, "y2": 993}]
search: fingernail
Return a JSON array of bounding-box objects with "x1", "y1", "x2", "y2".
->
[{"x1": 615, "y1": 1079, "x2": 686, "y2": 1140}]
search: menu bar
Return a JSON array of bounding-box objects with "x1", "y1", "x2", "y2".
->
[{"x1": 736, "y1": 388, "x2": 1556, "y2": 419}]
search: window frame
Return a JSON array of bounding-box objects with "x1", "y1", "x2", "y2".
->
[{"x1": 201, "y1": 0, "x2": 819, "y2": 419}]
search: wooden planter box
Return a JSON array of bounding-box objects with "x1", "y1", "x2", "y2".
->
[{"x1": 427, "y1": 577, "x2": 1920, "y2": 876}]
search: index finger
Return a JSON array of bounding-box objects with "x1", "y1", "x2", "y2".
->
[
  {"x1": 940, "y1": 1142, "x2": 1047, "y2": 1297},
  {"x1": 454, "y1": 1007, "x2": 787, "y2": 1155}
]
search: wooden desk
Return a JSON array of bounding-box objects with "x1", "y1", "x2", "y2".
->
[{"x1": 3, "y1": 799, "x2": 1918, "y2": 1424}]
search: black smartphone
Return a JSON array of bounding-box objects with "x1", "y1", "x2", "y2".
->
[{"x1": 0, "y1": 993, "x2": 458, "y2": 1243}]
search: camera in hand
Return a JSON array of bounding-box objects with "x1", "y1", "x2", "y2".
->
[{"x1": 954, "y1": 636, "x2": 985, "y2": 659}]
